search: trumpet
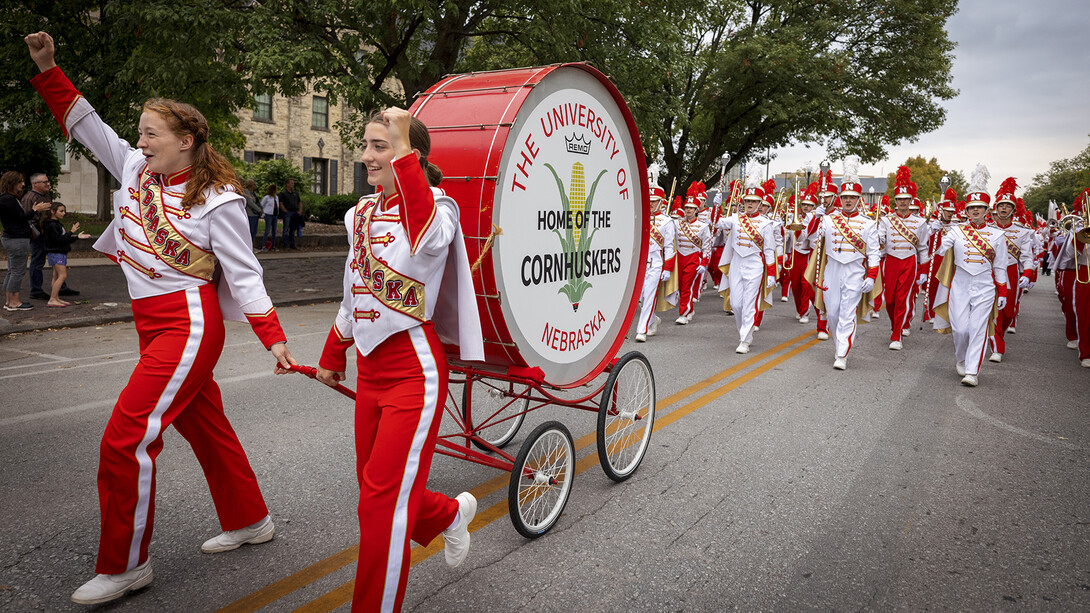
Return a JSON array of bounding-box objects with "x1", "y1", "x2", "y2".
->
[{"x1": 1056, "y1": 211, "x2": 1090, "y2": 284}]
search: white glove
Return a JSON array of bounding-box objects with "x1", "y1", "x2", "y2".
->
[
  {"x1": 997, "y1": 296, "x2": 1007, "y2": 310},
  {"x1": 1017, "y1": 275, "x2": 1030, "y2": 289},
  {"x1": 1027, "y1": 281, "x2": 1035, "y2": 290},
  {"x1": 814, "y1": 205, "x2": 826, "y2": 217},
  {"x1": 917, "y1": 273, "x2": 928, "y2": 286},
  {"x1": 765, "y1": 275, "x2": 776, "y2": 288},
  {"x1": 660, "y1": 270, "x2": 671, "y2": 282},
  {"x1": 713, "y1": 193, "x2": 723, "y2": 206},
  {"x1": 696, "y1": 265, "x2": 707, "y2": 275},
  {"x1": 861, "y1": 278, "x2": 875, "y2": 294}
]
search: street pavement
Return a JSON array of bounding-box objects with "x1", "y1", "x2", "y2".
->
[{"x1": 1, "y1": 278, "x2": 1088, "y2": 612}]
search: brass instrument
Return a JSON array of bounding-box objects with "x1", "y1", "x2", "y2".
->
[
  {"x1": 1058, "y1": 210, "x2": 1090, "y2": 284},
  {"x1": 786, "y1": 181, "x2": 806, "y2": 270},
  {"x1": 772, "y1": 187, "x2": 788, "y2": 219}
]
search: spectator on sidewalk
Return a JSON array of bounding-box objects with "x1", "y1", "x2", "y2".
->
[
  {"x1": 41, "y1": 202, "x2": 90, "y2": 307},
  {"x1": 2, "y1": 171, "x2": 51, "y2": 311},
  {"x1": 242, "y1": 179, "x2": 262, "y2": 250},
  {"x1": 261, "y1": 184, "x2": 279, "y2": 251},
  {"x1": 20, "y1": 172, "x2": 77, "y2": 299},
  {"x1": 278, "y1": 179, "x2": 301, "y2": 249}
]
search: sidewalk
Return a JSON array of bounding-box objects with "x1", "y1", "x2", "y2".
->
[{"x1": 0, "y1": 251, "x2": 349, "y2": 336}]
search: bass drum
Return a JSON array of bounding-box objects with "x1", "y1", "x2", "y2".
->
[{"x1": 411, "y1": 64, "x2": 649, "y2": 388}]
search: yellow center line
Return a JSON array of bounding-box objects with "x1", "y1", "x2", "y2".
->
[{"x1": 217, "y1": 331, "x2": 819, "y2": 613}]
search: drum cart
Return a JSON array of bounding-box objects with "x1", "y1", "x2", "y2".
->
[{"x1": 289, "y1": 352, "x2": 655, "y2": 538}]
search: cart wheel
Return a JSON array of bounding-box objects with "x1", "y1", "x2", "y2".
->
[
  {"x1": 597, "y1": 351, "x2": 656, "y2": 482},
  {"x1": 462, "y1": 380, "x2": 528, "y2": 451},
  {"x1": 508, "y1": 421, "x2": 575, "y2": 538}
]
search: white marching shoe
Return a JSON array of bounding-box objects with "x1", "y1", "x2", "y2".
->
[
  {"x1": 648, "y1": 316, "x2": 660, "y2": 337},
  {"x1": 960, "y1": 374, "x2": 979, "y2": 387},
  {"x1": 735, "y1": 342, "x2": 750, "y2": 354},
  {"x1": 71, "y1": 561, "x2": 153, "y2": 605},
  {"x1": 956, "y1": 362, "x2": 966, "y2": 376},
  {"x1": 201, "y1": 515, "x2": 275, "y2": 553},
  {"x1": 675, "y1": 316, "x2": 688, "y2": 325},
  {"x1": 1081, "y1": 359, "x2": 1090, "y2": 368},
  {"x1": 889, "y1": 341, "x2": 903, "y2": 351},
  {"x1": 833, "y1": 357, "x2": 847, "y2": 370},
  {"x1": 1066, "y1": 340, "x2": 1077, "y2": 349},
  {"x1": 902, "y1": 328, "x2": 911, "y2": 337},
  {"x1": 799, "y1": 316, "x2": 809, "y2": 324},
  {"x1": 871, "y1": 311, "x2": 880, "y2": 319},
  {"x1": 989, "y1": 352, "x2": 1003, "y2": 363},
  {"x1": 444, "y1": 492, "x2": 477, "y2": 567},
  {"x1": 752, "y1": 325, "x2": 760, "y2": 332},
  {"x1": 780, "y1": 296, "x2": 789, "y2": 302},
  {"x1": 1008, "y1": 326, "x2": 1016, "y2": 334},
  {"x1": 816, "y1": 331, "x2": 829, "y2": 340},
  {"x1": 686, "y1": 313, "x2": 694, "y2": 323},
  {"x1": 635, "y1": 333, "x2": 647, "y2": 342}
]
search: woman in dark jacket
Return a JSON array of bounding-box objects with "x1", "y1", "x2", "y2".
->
[
  {"x1": 41, "y1": 202, "x2": 90, "y2": 307},
  {"x1": 1, "y1": 171, "x2": 51, "y2": 311}
]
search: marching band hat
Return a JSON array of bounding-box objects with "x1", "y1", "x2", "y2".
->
[
  {"x1": 941, "y1": 187, "x2": 958, "y2": 211},
  {"x1": 819, "y1": 170, "x2": 837, "y2": 196},
  {"x1": 994, "y1": 177, "x2": 1018, "y2": 208},
  {"x1": 650, "y1": 186, "x2": 666, "y2": 201},
  {"x1": 892, "y1": 166, "x2": 915, "y2": 200}
]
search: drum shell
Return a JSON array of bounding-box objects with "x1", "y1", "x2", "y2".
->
[{"x1": 411, "y1": 64, "x2": 648, "y2": 388}]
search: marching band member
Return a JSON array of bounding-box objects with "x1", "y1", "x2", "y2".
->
[
  {"x1": 1052, "y1": 204, "x2": 1079, "y2": 350},
  {"x1": 26, "y1": 32, "x2": 296, "y2": 605},
  {"x1": 715, "y1": 178, "x2": 778, "y2": 353},
  {"x1": 674, "y1": 195, "x2": 712, "y2": 324},
  {"x1": 805, "y1": 172, "x2": 838, "y2": 340},
  {"x1": 932, "y1": 165, "x2": 1010, "y2": 386},
  {"x1": 315, "y1": 108, "x2": 485, "y2": 611},
  {"x1": 879, "y1": 167, "x2": 930, "y2": 350},
  {"x1": 924, "y1": 189, "x2": 959, "y2": 322},
  {"x1": 781, "y1": 184, "x2": 818, "y2": 323},
  {"x1": 746, "y1": 180, "x2": 782, "y2": 336},
  {"x1": 1066, "y1": 188, "x2": 1090, "y2": 367},
  {"x1": 636, "y1": 187, "x2": 677, "y2": 342},
  {"x1": 988, "y1": 178, "x2": 1035, "y2": 363},
  {"x1": 805, "y1": 158, "x2": 881, "y2": 370}
]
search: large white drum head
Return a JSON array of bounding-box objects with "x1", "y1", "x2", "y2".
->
[{"x1": 492, "y1": 67, "x2": 644, "y2": 387}]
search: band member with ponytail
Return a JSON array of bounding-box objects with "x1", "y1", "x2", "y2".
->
[
  {"x1": 315, "y1": 107, "x2": 484, "y2": 612},
  {"x1": 26, "y1": 31, "x2": 296, "y2": 605}
]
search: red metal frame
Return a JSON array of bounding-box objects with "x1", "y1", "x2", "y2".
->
[{"x1": 287, "y1": 359, "x2": 617, "y2": 476}]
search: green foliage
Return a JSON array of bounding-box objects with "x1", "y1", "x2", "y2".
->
[
  {"x1": 0, "y1": 128, "x2": 61, "y2": 190},
  {"x1": 1022, "y1": 138, "x2": 1090, "y2": 214},
  {"x1": 884, "y1": 156, "x2": 968, "y2": 202},
  {"x1": 236, "y1": 158, "x2": 310, "y2": 196},
  {"x1": 306, "y1": 194, "x2": 361, "y2": 225}
]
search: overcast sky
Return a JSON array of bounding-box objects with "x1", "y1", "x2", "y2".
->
[{"x1": 766, "y1": 0, "x2": 1090, "y2": 195}]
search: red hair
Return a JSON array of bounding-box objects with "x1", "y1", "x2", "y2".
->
[{"x1": 142, "y1": 98, "x2": 240, "y2": 209}]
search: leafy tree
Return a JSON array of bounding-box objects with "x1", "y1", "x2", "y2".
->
[
  {"x1": 0, "y1": 1, "x2": 253, "y2": 218},
  {"x1": 1022, "y1": 138, "x2": 1090, "y2": 214},
  {"x1": 236, "y1": 158, "x2": 310, "y2": 197},
  {"x1": 659, "y1": 0, "x2": 958, "y2": 192},
  {"x1": 0, "y1": 128, "x2": 62, "y2": 192},
  {"x1": 884, "y1": 155, "x2": 968, "y2": 202}
]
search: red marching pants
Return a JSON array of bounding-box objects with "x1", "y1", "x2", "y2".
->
[
  {"x1": 677, "y1": 251, "x2": 702, "y2": 318},
  {"x1": 992, "y1": 264, "x2": 1020, "y2": 354},
  {"x1": 1057, "y1": 268, "x2": 1077, "y2": 342},
  {"x1": 926, "y1": 254, "x2": 944, "y2": 320},
  {"x1": 784, "y1": 251, "x2": 814, "y2": 318},
  {"x1": 708, "y1": 245, "x2": 724, "y2": 287},
  {"x1": 97, "y1": 284, "x2": 268, "y2": 574},
  {"x1": 882, "y1": 256, "x2": 918, "y2": 341},
  {"x1": 1075, "y1": 267, "x2": 1090, "y2": 361},
  {"x1": 352, "y1": 323, "x2": 459, "y2": 613}
]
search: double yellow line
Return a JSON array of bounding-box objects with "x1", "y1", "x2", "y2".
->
[{"x1": 217, "y1": 331, "x2": 820, "y2": 613}]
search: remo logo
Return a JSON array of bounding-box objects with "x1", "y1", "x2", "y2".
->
[{"x1": 493, "y1": 78, "x2": 641, "y2": 373}]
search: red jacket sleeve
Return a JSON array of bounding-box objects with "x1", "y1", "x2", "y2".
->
[
  {"x1": 244, "y1": 308, "x2": 287, "y2": 349},
  {"x1": 29, "y1": 66, "x2": 83, "y2": 139},
  {"x1": 391, "y1": 155, "x2": 436, "y2": 255},
  {"x1": 319, "y1": 323, "x2": 354, "y2": 373}
]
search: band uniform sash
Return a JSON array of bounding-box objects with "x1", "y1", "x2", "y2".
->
[
  {"x1": 134, "y1": 168, "x2": 215, "y2": 281},
  {"x1": 888, "y1": 215, "x2": 919, "y2": 247},
  {"x1": 1004, "y1": 234, "x2": 1021, "y2": 261},
  {"x1": 650, "y1": 222, "x2": 665, "y2": 248},
  {"x1": 351, "y1": 197, "x2": 427, "y2": 322},
  {"x1": 830, "y1": 214, "x2": 866, "y2": 254},
  {"x1": 678, "y1": 219, "x2": 702, "y2": 249},
  {"x1": 961, "y1": 224, "x2": 996, "y2": 263},
  {"x1": 738, "y1": 214, "x2": 765, "y2": 250}
]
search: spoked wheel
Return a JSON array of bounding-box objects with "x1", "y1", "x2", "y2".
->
[
  {"x1": 596, "y1": 351, "x2": 656, "y2": 482},
  {"x1": 462, "y1": 379, "x2": 529, "y2": 451},
  {"x1": 508, "y1": 421, "x2": 575, "y2": 538}
]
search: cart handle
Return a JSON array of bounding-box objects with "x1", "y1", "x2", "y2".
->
[{"x1": 286, "y1": 364, "x2": 357, "y2": 400}]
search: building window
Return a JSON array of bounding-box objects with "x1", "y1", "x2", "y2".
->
[
  {"x1": 312, "y1": 96, "x2": 329, "y2": 130},
  {"x1": 254, "y1": 151, "x2": 275, "y2": 163},
  {"x1": 54, "y1": 139, "x2": 69, "y2": 172},
  {"x1": 253, "y1": 93, "x2": 272, "y2": 122},
  {"x1": 307, "y1": 158, "x2": 328, "y2": 195}
]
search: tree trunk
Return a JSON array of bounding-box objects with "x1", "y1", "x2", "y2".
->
[{"x1": 95, "y1": 160, "x2": 112, "y2": 221}]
